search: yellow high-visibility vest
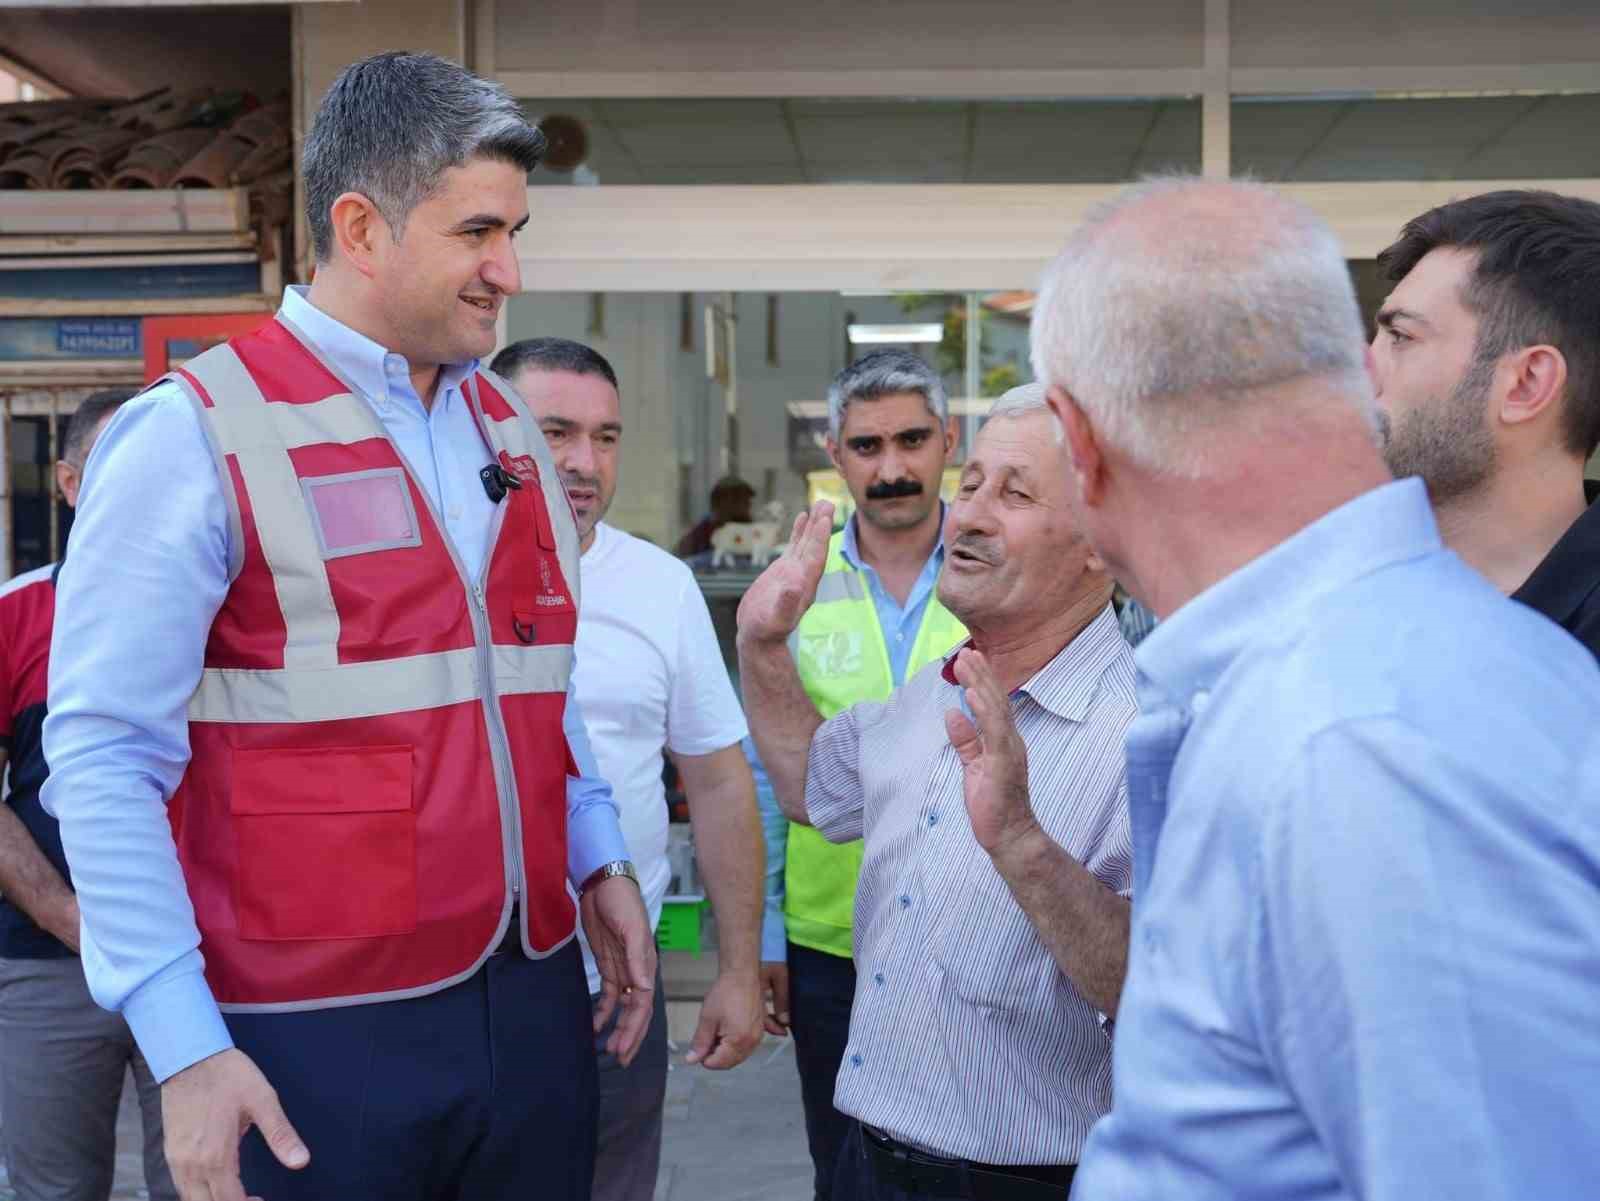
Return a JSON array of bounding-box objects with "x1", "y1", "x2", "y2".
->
[{"x1": 784, "y1": 531, "x2": 966, "y2": 959}]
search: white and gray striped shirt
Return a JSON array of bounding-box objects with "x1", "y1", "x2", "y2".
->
[{"x1": 806, "y1": 604, "x2": 1135, "y2": 1166}]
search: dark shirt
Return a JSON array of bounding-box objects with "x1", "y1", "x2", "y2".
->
[
  {"x1": 0, "y1": 562, "x2": 73, "y2": 958},
  {"x1": 1511, "y1": 480, "x2": 1600, "y2": 664}
]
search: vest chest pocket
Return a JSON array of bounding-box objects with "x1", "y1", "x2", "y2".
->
[
  {"x1": 229, "y1": 745, "x2": 417, "y2": 941},
  {"x1": 301, "y1": 468, "x2": 423, "y2": 559}
]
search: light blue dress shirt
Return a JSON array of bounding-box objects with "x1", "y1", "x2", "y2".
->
[
  {"x1": 755, "y1": 514, "x2": 946, "y2": 962},
  {"x1": 41, "y1": 287, "x2": 626, "y2": 1083},
  {"x1": 1073, "y1": 479, "x2": 1600, "y2": 1201}
]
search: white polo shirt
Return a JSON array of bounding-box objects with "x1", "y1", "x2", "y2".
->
[{"x1": 574, "y1": 522, "x2": 749, "y2": 993}]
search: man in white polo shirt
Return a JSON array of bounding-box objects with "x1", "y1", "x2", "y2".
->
[{"x1": 493, "y1": 337, "x2": 766, "y2": 1201}]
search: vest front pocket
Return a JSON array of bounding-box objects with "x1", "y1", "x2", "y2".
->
[{"x1": 229, "y1": 745, "x2": 417, "y2": 941}]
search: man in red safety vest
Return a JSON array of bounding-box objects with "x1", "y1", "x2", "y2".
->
[{"x1": 41, "y1": 52, "x2": 653, "y2": 1201}]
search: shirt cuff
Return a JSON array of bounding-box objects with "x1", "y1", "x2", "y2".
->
[
  {"x1": 566, "y1": 797, "x2": 631, "y2": 888},
  {"x1": 121, "y1": 958, "x2": 234, "y2": 1083},
  {"x1": 761, "y1": 902, "x2": 787, "y2": 962}
]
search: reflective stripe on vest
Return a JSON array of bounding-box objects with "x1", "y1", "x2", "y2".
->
[
  {"x1": 188, "y1": 642, "x2": 574, "y2": 725},
  {"x1": 185, "y1": 343, "x2": 343, "y2": 671},
  {"x1": 784, "y1": 530, "x2": 967, "y2": 958}
]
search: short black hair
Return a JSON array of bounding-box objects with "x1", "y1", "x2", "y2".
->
[
  {"x1": 1378, "y1": 190, "x2": 1600, "y2": 458},
  {"x1": 490, "y1": 337, "x2": 619, "y2": 391},
  {"x1": 62, "y1": 389, "x2": 134, "y2": 465}
]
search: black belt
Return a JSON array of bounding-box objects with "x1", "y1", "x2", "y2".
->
[{"x1": 860, "y1": 1123, "x2": 1075, "y2": 1201}]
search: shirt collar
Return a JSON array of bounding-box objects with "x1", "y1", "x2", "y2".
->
[
  {"x1": 278, "y1": 285, "x2": 479, "y2": 411},
  {"x1": 1134, "y1": 478, "x2": 1442, "y2": 707},
  {"x1": 1510, "y1": 479, "x2": 1600, "y2": 628},
  {"x1": 839, "y1": 504, "x2": 947, "y2": 573},
  {"x1": 939, "y1": 603, "x2": 1127, "y2": 723}
]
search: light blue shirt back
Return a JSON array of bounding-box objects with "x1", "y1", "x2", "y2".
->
[
  {"x1": 1073, "y1": 479, "x2": 1600, "y2": 1201},
  {"x1": 41, "y1": 287, "x2": 624, "y2": 1083}
]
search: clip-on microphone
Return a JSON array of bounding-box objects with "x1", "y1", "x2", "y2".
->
[{"x1": 479, "y1": 463, "x2": 524, "y2": 504}]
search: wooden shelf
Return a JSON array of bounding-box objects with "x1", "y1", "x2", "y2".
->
[
  {"x1": 0, "y1": 233, "x2": 258, "y2": 256},
  {"x1": 0, "y1": 294, "x2": 277, "y2": 318}
]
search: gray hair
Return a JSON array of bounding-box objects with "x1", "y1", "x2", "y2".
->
[
  {"x1": 1029, "y1": 175, "x2": 1372, "y2": 477},
  {"x1": 984, "y1": 382, "x2": 1062, "y2": 443},
  {"x1": 826, "y1": 348, "x2": 948, "y2": 440},
  {"x1": 302, "y1": 52, "x2": 546, "y2": 263}
]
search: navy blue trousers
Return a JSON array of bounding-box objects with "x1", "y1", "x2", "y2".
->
[
  {"x1": 789, "y1": 940, "x2": 857, "y2": 1201},
  {"x1": 226, "y1": 940, "x2": 598, "y2": 1201}
]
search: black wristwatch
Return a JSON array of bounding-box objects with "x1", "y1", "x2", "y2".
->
[{"x1": 579, "y1": 859, "x2": 639, "y2": 896}]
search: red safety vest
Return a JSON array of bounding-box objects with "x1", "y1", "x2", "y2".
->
[{"x1": 166, "y1": 315, "x2": 581, "y2": 1011}]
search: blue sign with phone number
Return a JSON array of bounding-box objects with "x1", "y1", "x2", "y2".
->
[{"x1": 56, "y1": 319, "x2": 141, "y2": 356}]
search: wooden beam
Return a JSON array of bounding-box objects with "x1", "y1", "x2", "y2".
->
[
  {"x1": 0, "y1": 190, "x2": 251, "y2": 236},
  {"x1": 0, "y1": 361, "x2": 144, "y2": 389},
  {"x1": 0, "y1": 294, "x2": 276, "y2": 318},
  {"x1": 0, "y1": 233, "x2": 256, "y2": 256}
]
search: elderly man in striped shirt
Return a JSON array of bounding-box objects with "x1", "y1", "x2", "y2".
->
[{"x1": 738, "y1": 385, "x2": 1134, "y2": 1201}]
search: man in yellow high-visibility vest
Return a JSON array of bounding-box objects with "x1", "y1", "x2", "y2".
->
[{"x1": 754, "y1": 348, "x2": 966, "y2": 1200}]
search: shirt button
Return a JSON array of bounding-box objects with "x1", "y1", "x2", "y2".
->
[
  {"x1": 927, "y1": 812, "x2": 938, "y2": 827},
  {"x1": 874, "y1": 972, "x2": 885, "y2": 986},
  {"x1": 1191, "y1": 689, "x2": 1211, "y2": 714},
  {"x1": 897, "y1": 633, "x2": 905, "y2": 642},
  {"x1": 850, "y1": 1053, "x2": 863, "y2": 1068},
  {"x1": 899, "y1": 894, "x2": 912, "y2": 909}
]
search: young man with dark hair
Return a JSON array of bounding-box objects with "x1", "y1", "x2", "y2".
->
[
  {"x1": 1373, "y1": 189, "x2": 1600, "y2": 657},
  {"x1": 0, "y1": 390, "x2": 177, "y2": 1201}
]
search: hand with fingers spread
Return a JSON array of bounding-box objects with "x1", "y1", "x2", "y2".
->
[
  {"x1": 943, "y1": 647, "x2": 1042, "y2": 857},
  {"x1": 583, "y1": 875, "x2": 658, "y2": 1067},
  {"x1": 161, "y1": 1047, "x2": 308, "y2": 1201},
  {"x1": 686, "y1": 969, "x2": 765, "y2": 1069},
  {"x1": 736, "y1": 501, "x2": 836, "y2": 647},
  {"x1": 759, "y1": 960, "x2": 791, "y2": 1036}
]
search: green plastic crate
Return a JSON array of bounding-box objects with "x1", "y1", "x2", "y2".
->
[{"x1": 657, "y1": 896, "x2": 707, "y2": 955}]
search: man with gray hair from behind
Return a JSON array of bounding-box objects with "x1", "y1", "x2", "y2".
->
[{"x1": 1033, "y1": 176, "x2": 1600, "y2": 1200}]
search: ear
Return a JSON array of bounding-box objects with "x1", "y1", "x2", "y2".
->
[
  {"x1": 1499, "y1": 344, "x2": 1569, "y2": 438},
  {"x1": 327, "y1": 190, "x2": 389, "y2": 280},
  {"x1": 825, "y1": 434, "x2": 844, "y2": 474},
  {"x1": 941, "y1": 415, "x2": 959, "y2": 463},
  {"x1": 54, "y1": 460, "x2": 80, "y2": 508},
  {"x1": 1049, "y1": 385, "x2": 1107, "y2": 507}
]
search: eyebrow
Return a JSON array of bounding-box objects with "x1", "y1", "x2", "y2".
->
[
  {"x1": 1375, "y1": 306, "x2": 1431, "y2": 332},
  {"x1": 539, "y1": 416, "x2": 622, "y2": 434},
  {"x1": 449, "y1": 213, "x2": 530, "y2": 234},
  {"x1": 847, "y1": 424, "x2": 935, "y2": 444}
]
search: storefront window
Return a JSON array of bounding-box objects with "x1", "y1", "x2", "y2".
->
[{"x1": 503, "y1": 289, "x2": 1036, "y2": 554}]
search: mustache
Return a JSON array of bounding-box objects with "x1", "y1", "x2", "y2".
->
[
  {"x1": 865, "y1": 478, "x2": 924, "y2": 501},
  {"x1": 562, "y1": 472, "x2": 602, "y2": 493},
  {"x1": 950, "y1": 533, "x2": 1001, "y2": 565}
]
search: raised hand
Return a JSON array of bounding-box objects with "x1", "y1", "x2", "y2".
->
[
  {"x1": 943, "y1": 647, "x2": 1039, "y2": 857},
  {"x1": 736, "y1": 501, "x2": 835, "y2": 647}
]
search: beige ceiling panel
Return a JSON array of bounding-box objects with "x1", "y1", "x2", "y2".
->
[
  {"x1": 494, "y1": 0, "x2": 1204, "y2": 73},
  {"x1": 1233, "y1": 0, "x2": 1600, "y2": 69}
]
